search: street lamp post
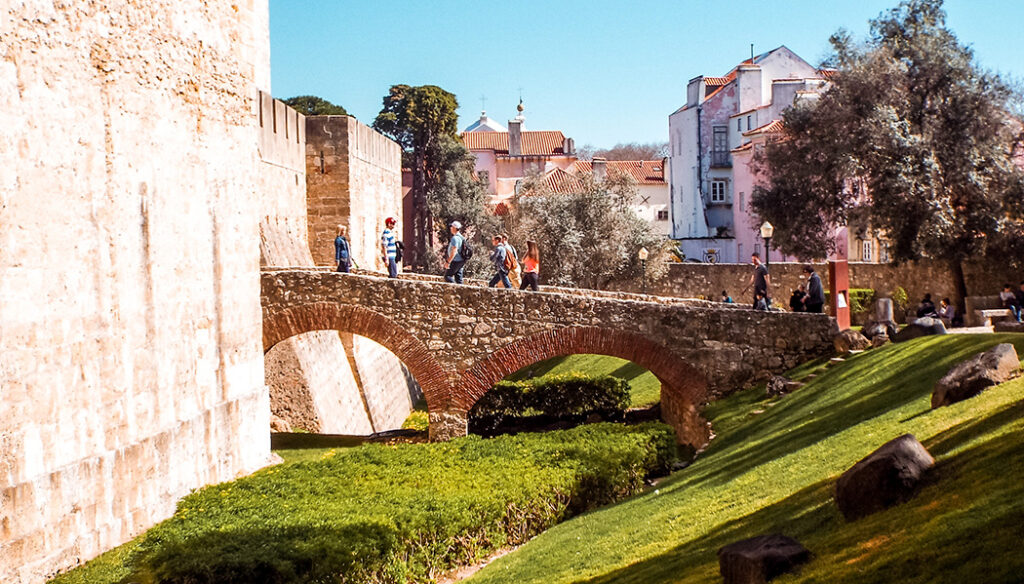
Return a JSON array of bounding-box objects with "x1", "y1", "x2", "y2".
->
[
  {"x1": 760, "y1": 221, "x2": 774, "y2": 267},
  {"x1": 638, "y1": 247, "x2": 649, "y2": 295}
]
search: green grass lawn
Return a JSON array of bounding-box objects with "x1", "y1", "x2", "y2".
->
[
  {"x1": 49, "y1": 424, "x2": 676, "y2": 584},
  {"x1": 469, "y1": 334, "x2": 1024, "y2": 584},
  {"x1": 508, "y1": 354, "x2": 661, "y2": 407}
]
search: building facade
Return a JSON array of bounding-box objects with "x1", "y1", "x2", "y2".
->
[{"x1": 668, "y1": 46, "x2": 831, "y2": 263}]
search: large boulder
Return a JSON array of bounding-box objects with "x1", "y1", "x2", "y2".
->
[
  {"x1": 718, "y1": 534, "x2": 811, "y2": 584},
  {"x1": 932, "y1": 343, "x2": 1020, "y2": 408},
  {"x1": 862, "y1": 298, "x2": 899, "y2": 341},
  {"x1": 893, "y1": 316, "x2": 947, "y2": 342},
  {"x1": 833, "y1": 328, "x2": 870, "y2": 353},
  {"x1": 835, "y1": 434, "x2": 934, "y2": 521}
]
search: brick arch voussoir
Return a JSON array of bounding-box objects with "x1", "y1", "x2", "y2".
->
[
  {"x1": 263, "y1": 302, "x2": 453, "y2": 411},
  {"x1": 455, "y1": 326, "x2": 707, "y2": 412}
]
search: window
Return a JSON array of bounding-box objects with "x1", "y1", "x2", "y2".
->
[
  {"x1": 747, "y1": 114, "x2": 752, "y2": 130},
  {"x1": 754, "y1": 243, "x2": 761, "y2": 256},
  {"x1": 710, "y1": 180, "x2": 727, "y2": 203},
  {"x1": 711, "y1": 126, "x2": 730, "y2": 166},
  {"x1": 657, "y1": 209, "x2": 669, "y2": 221},
  {"x1": 880, "y1": 245, "x2": 890, "y2": 263},
  {"x1": 739, "y1": 192, "x2": 745, "y2": 212},
  {"x1": 862, "y1": 240, "x2": 873, "y2": 262},
  {"x1": 737, "y1": 118, "x2": 742, "y2": 131}
]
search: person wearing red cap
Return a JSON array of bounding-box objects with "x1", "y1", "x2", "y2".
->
[{"x1": 380, "y1": 217, "x2": 398, "y2": 278}]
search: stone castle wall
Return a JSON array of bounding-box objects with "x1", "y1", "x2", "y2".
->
[
  {"x1": 0, "y1": 2, "x2": 273, "y2": 582},
  {"x1": 305, "y1": 116, "x2": 403, "y2": 270},
  {"x1": 613, "y1": 260, "x2": 1021, "y2": 313}
]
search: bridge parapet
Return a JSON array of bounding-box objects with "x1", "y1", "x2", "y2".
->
[{"x1": 261, "y1": 270, "x2": 836, "y2": 448}]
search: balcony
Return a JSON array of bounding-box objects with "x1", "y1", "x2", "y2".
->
[{"x1": 709, "y1": 151, "x2": 732, "y2": 168}]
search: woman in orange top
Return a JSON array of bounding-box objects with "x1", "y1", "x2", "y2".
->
[{"x1": 520, "y1": 240, "x2": 540, "y2": 291}]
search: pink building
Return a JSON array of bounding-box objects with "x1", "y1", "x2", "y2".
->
[
  {"x1": 462, "y1": 119, "x2": 577, "y2": 203},
  {"x1": 668, "y1": 46, "x2": 832, "y2": 263}
]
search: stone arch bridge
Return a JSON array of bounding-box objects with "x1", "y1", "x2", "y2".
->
[{"x1": 261, "y1": 270, "x2": 835, "y2": 450}]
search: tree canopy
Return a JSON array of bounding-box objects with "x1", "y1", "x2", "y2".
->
[
  {"x1": 503, "y1": 172, "x2": 671, "y2": 290},
  {"x1": 282, "y1": 95, "x2": 348, "y2": 116},
  {"x1": 751, "y1": 0, "x2": 1024, "y2": 297},
  {"x1": 373, "y1": 85, "x2": 461, "y2": 269}
]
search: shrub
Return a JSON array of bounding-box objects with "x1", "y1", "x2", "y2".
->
[
  {"x1": 824, "y1": 288, "x2": 876, "y2": 315},
  {"x1": 126, "y1": 423, "x2": 676, "y2": 584},
  {"x1": 470, "y1": 372, "x2": 631, "y2": 431}
]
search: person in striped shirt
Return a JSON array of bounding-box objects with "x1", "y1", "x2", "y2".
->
[{"x1": 380, "y1": 217, "x2": 398, "y2": 278}]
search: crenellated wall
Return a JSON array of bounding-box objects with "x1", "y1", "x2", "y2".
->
[{"x1": 0, "y1": 2, "x2": 273, "y2": 582}]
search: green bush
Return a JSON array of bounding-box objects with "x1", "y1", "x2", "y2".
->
[
  {"x1": 123, "y1": 423, "x2": 675, "y2": 584},
  {"x1": 824, "y1": 288, "x2": 876, "y2": 314},
  {"x1": 470, "y1": 372, "x2": 631, "y2": 431}
]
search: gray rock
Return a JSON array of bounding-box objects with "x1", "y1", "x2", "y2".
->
[
  {"x1": 932, "y1": 343, "x2": 1020, "y2": 408},
  {"x1": 833, "y1": 328, "x2": 870, "y2": 353},
  {"x1": 835, "y1": 434, "x2": 934, "y2": 520},
  {"x1": 994, "y1": 321, "x2": 1024, "y2": 333},
  {"x1": 765, "y1": 375, "x2": 803, "y2": 397},
  {"x1": 893, "y1": 317, "x2": 947, "y2": 342},
  {"x1": 718, "y1": 533, "x2": 811, "y2": 584}
]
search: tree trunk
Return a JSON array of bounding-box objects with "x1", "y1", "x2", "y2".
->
[{"x1": 950, "y1": 259, "x2": 968, "y2": 314}]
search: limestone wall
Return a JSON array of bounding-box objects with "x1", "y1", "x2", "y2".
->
[
  {"x1": 612, "y1": 260, "x2": 1022, "y2": 312},
  {"x1": 0, "y1": 2, "x2": 272, "y2": 582},
  {"x1": 305, "y1": 116, "x2": 403, "y2": 270}
]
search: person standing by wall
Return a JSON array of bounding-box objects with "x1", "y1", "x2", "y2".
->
[
  {"x1": 381, "y1": 217, "x2": 398, "y2": 278},
  {"x1": 444, "y1": 221, "x2": 466, "y2": 284},
  {"x1": 745, "y1": 252, "x2": 771, "y2": 309},
  {"x1": 804, "y1": 265, "x2": 825, "y2": 314},
  {"x1": 520, "y1": 240, "x2": 540, "y2": 291},
  {"x1": 488, "y1": 235, "x2": 511, "y2": 288},
  {"x1": 335, "y1": 225, "x2": 352, "y2": 273}
]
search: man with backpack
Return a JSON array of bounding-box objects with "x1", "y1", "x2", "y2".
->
[
  {"x1": 444, "y1": 221, "x2": 469, "y2": 284},
  {"x1": 488, "y1": 234, "x2": 512, "y2": 288}
]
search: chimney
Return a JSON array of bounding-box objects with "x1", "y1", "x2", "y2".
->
[
  {"x1": 686, "y1": 76, "x2": 706, "y2": 108},
  {"x1": 508, "y1": 119, "x2": 522, "y2": 156},
  {"x1": 563, "y1": 136, "x2": 575, "y2": 156},
  {"x1": 592, "y1": 157, "x2": 607, "y2": 181},
  {"x1": 736, "y1": 64, "x2": 764, "y2": 113}
]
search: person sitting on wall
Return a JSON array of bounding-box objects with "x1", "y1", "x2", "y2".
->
[
  {"x1": 916, "y1": 293, "x2": 939, "y2": 318},
  {"x1": 938, "y1": 297, "x2": 962, "y2": 327},
  {"x1": 754, "y1": 291, "x2": 768, "y2": 311},
  {"x1": 789, "y1": 284, "x2": 807, "y2": 312},
  {"x1": 1000, "y1": 284, "x2": 1021, "y2": 322},
  {"x1": 721, "y1": 290, "x2": 734, "y2": 303},
  {"x1": 803, "y1": 265, "x2": 826, "y2": 314}
]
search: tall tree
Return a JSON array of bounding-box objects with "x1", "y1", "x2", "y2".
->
[
  {"x1": 373, "y1": 85, "x2": 460, "y2": 269},
  {"x1": 504, "y1": 172, "x2": 672, "y2": 290},
  {"x1": 283, "y1": 95, "x2": 348, "y2": 116},
  {"x1": 751, "y1": 0, "x2": 1024, "y2": 305}
]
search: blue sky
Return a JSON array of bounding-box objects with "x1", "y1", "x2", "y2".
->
[{"x1": 269, "y1": 0, "x2": 1023, "y2": 148}]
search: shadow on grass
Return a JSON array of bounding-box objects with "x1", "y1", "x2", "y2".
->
[
  {"x1": 572, "y1": 408, "x2": 1024, "y2": 584},
  {"x1": 608, "y1": 361, "x2": 649, "y2": 382},
  {"x1": 691, "y1": 336, "x2": 1024, "y2": 488}
]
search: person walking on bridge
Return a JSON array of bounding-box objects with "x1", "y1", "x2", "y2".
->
[
  {"x1": 380, "y1": 217, "x2": 398, "y2": 279},
  {"x1": 335, "y1": 225, "x2": 352, "y2": 273},
  {"x1": 520, "y1": 240, "x2": 540, "y2": 291},
  {"x1": 444, "y1": 221, "x2": 466, "y2": 284},
  {"x1": 488, "y1": 234, "x2": 512, "y2": 288}
]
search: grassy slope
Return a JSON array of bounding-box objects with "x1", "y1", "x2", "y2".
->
[
  {"x1": 508, "y1": 355, "x2": 661, "y2": 407},
  {"x1": 470, "y1": 334, "x2": 1024, "y2": 584}
]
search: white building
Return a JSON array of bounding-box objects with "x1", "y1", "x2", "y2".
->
[{"x1": 667, "y1": 46, "x2": 830, "y2": 263}]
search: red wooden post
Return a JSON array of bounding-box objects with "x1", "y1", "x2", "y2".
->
[{"x1": 829, "y1": 260, "x2": 851, "y2": 330}]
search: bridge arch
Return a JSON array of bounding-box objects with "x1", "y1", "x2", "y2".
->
[
  {"x1": 456, "y1": 326, "x2": 711, "y2": 450},
  {"x1": 262, "y1": 302, "x2": 453, "y2": 412}
]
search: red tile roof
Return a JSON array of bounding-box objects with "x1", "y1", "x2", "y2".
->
[
  {"x1": 461, "y1": 130, "x2": 567, "y2": 156},
  {"x1": 540, "y1": 160, "x2": 666, "y2": 193},
  {"x1": 731, "y1": 142, "x2": 754, "y2": 153},
  {"x1": 743, "y1": 119, "x2": 784, "y2": 137},
  {"x1": 704, "y1": 76, "x2": 730, "y2": 86}
]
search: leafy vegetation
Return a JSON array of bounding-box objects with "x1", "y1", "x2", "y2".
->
[
  {"x1": 50, "y1": 424, "x2": 676, "y2": 584},
  {"x1": 752, "y1": 0, "x2": 1024, "y2": 303},
  {"x1": 468, "y1": 334, "x2": 1024, "y2": 584},
  {"x1": 470, "y1": 372, "x2": 631, "y2": 433},
  {"x1": 283, "y1": 95, "x2": 348, "y2": 116},
  {"x1": 508, "y1": 354, "x2": 661, "y2": 408}
]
